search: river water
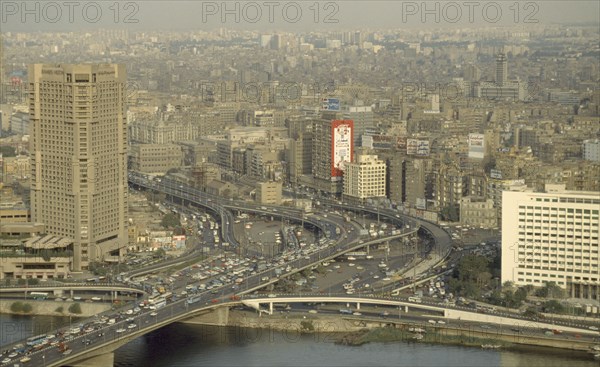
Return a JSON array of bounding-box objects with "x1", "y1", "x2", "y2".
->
[{"x1": 1, "y1": 315, "x2": 597, "y2": 367}]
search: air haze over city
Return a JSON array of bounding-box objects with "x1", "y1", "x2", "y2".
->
[{"x1": 0, "y1": 1, "x2": 599, "y2": 367}]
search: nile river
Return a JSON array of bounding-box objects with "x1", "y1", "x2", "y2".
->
[{"x1": 1, "y1": 314, "x2": 597, "y2": 367}]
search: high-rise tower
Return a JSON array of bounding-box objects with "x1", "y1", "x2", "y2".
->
[
  {"x1": 496, "y1": 52, "x2": 508, "y2": 87},
  {"x1": 29, "y1": 64, "x2": 128, "y2": 271}
]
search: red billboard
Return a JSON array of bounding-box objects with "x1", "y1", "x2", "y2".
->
[{"x1": 331, "y1": 120, "x2": 354, "y2": 180}]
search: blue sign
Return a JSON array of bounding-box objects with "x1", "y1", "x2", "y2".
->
[{"x1": 322, "y1": 98, "x2": 340, "y2": 111}]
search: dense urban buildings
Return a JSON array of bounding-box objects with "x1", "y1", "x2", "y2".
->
[
  {"x1": 501, "y1": 186, "x2": 600, "y2": 300},
  {"x1": 0, "y1": 24, "x2": 598, "y2": 286},
  {"x1": 28, "y1": 64, "x2": 128, "y2": 271}
]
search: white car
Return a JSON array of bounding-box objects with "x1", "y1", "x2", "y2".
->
[
  {"x1": 116, "y1": 328, "x2": 126, "y2": 333},
  {"x1": 150, "y1": 312, "x2": 158, "y2": 316},
  {"x1": 128, "y1": 324, "x2": 137, "y2": 329}
]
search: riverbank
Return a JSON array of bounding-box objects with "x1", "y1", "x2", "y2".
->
[
  {"x1": 225, "y1": 310, "x2": 599, "y2": 359},
  {"x1": 0, "y1": 299, "x2": 111, "y2": 317}
]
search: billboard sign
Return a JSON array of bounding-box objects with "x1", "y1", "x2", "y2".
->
[
  {"x1": 322, "y1": 98, "x2": 341, "y2": 111},
  {"x1": 468, "y1": 133, "x2": 485, "y2": 159},
  {"x1": 416, "y1": 140, "x2": 430, "y2": 156},
  {"x1": 331, "y1": 120, "x2": 354, "y2": 179},
  {"x1": 407, "y1": 139, "x2": 429, "y2": 156},
  {"x1": 490, "y1": 169, "x2": 503, "y2": 179}
]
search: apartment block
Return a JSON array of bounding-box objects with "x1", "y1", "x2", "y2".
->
[
  {"x1": 129, "y1": 143, "x2": 182, "y2": 174},
  {"x1": 343, "y1": 154, "x2": 386, "y2": 203},
  {"x1": 501, "y1": 186, "x2": 600, "y2": 300},
  {"x1": 256, "y1": 181, "x2": 282, "y2": 205}
]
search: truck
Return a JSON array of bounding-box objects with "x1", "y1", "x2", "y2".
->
[{"x1": 57, "y1": 342, "x2": 69, "y2": 353}]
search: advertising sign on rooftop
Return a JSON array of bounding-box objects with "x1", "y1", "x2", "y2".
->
[{"x1": 331, "y1": 120, "x2": 354, "y2": 180}]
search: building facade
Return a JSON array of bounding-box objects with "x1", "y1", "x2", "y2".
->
[
  {"x1": 501, "y1": 186, "x2": 599, "y2": 300},
  {"x1": 29, "y1": 64, "x2": 128, "y2": 271},
  {"x1": 129, "y1": 143, "x2": 182, "y2": 174},
  {"x1": 343, "y1": 154, "x2": 386, "y2": 202},
  {"x1": 460, "y1": 196, "x2": 497, "y2": 229}
]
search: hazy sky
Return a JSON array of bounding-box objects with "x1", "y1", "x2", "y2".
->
[{"x1": 2, "y1": 1, "x2": 599, "y2": 32}]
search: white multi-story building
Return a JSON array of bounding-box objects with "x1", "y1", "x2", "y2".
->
[
  {"x1": 343, "y1": 154, "x2": 386, "y2": 202},
  {"x1": 583, "y1": 139, "x2": 600, "y2": 162},
  {"x1": 501, "y1": 185, "x2": 600, "y2": 300}
]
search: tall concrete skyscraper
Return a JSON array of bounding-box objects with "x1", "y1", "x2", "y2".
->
[
  {"x1": 496, "y1": 52, "x2": 508, "y2": 87},
  {"x1": 29, "y1": 64, "x2": 128, "y2": 271}
]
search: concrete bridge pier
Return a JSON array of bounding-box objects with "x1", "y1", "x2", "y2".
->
[
  {"x1": 404, "y1": 306, "x2": 408, "y2": 313},
  {"x1": 269, "y1": 302, "x2": 273, "y2": 315},
  {"x1": 66, "y1": 352, "x2": 114, "y2": 367},
  {"x1": 70, "y1": 289, "x2": 74, "y2": 298},
  {"x1": 356, "y1": 303, "x2": 360, "y2": 310}
]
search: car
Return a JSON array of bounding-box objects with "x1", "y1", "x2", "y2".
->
[
  {"x1": 116, "y1": 328, "x2": 126, "y2": 333},
  {"x1": 437, "y1": 321, "x2": 446, "y2": 324},
  {"x1": 2, "y1": 358, "x2": 12, "y2": 365},
  {"x1": 128, "y1": 324, "x2": 137, "y2": 329},
  {"x1": 150, "y1": 312, "x2": 158, "y2": 316},
  {"x1": 589, "y1": 326, "x2": 599, "y2": 331},
  {"x1": 352, "y1": 312, "x2": 362, "y2": 316}
]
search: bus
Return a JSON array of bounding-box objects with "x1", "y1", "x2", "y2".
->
[
  {"x1": 26, "y1": 334, "x2": 47, "y2": 346},
  {"x1": 187, "y1": 295, "x2": 202, "y2": 305},
  {"x1": 30, "y1": 292, "x2": 49, "y2": 300}
]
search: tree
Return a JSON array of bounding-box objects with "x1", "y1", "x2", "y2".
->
[
  {"x1": 28, "y1": 278, "x2": 39, "y2": 285},
  {"x1": 441, "y1": 205, "x2": 460, "y2": 222},
  {"x1": 0, "y1": 146, "x2": 16, "y2": 157},
  {"x1": 55, "y1": 306, "x2": 64, "y2": 313},
  {"x1": 22, "y1": 303, "x2": 33, "y2": 313},
  {"x1": 514, "y1": 287, "x2": 528, "y2": 305},
  {"x1": 300, "y1": 320, "x2": 314, "y2": 332},
  {"x1": 545, "y1": 282, "x2": 564, "y2": 299},
  {"x1": 161, "y1": 213, "x2": 180, "y2": 228},
  {"x1": 542, "y1": 300, "x2": 565, "y2": 314},
  {"x1": 535, "y1": 282, "x2": 564, "y2": 299},
  {"x1": 154, "y1": 248, "x2": 166, "y2": 259},
  {"x1": 68, "y1": 303, "x2": 82, "y2": 314},
  {"x1": 10, "y1": 302, "x2": 24, "y2": 313},
  {"x1": 523, "y1": 306, "x2": 539, "y2": 318}
]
